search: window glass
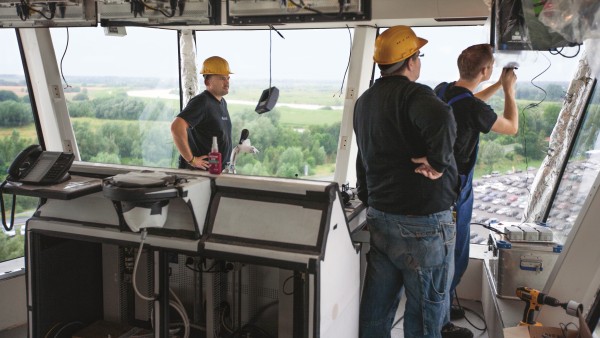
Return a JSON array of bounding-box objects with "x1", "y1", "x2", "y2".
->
[
  {"x1": 193, "y1": 28, "x2": 351, "y2": 179},
  {"x1": 411, "y1": 26, "x2": 583, "y2": 243},
  {"x1": 545, "y1": 83, "x2": 600, "y2": 244},
  {"x1": 0, "y1": 29, "x2": 38, "y2": 261},
  {"x1": 50, "y1": 27, "x2": 179, "y2": 168}
]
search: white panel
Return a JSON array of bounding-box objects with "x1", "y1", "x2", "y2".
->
[
  {"x1": 18, "y1": 28, "x2": 80, "y2": 157},
  {"x1": 334, "y1": 25, "x2": 377, "y2": 186},
  {"x1": 539, "y1": 167, "x2": 600, "y2": 325},
  {"x1": 212, "y1": 197, "x2": 322, "y2": 246},
  {"x1": 215, "y1": 174, "x2": 330, "y2": 194},
  {"x1": 318, "y1": 195, "x2": 360, "y2": 336},
  {"x1": 0, "y1": 273, "x2": 26, "y2": 330}
]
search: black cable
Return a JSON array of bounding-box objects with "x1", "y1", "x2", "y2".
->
[
  {"x1": 0, "y1": 181, "x2": 17, "y2": 232},
  {"x1": 282, "y1": 274, "x2": 294, "y2": 295},
  {"x1": 266, "y1": 25, "x2": 284, "y2": 99},
  {"x1": 59, "y1": 28, "x2": 71, "y2": 90},
  {"x1": 337, "y1": 24, "x2": 352, "y2": 98},
  {"x1": 559, "y1": 321, "x2": 579, "y2": 337},
  {"x1": 549, "y1": 45, "x2": 581, "y2": 59},
  {"x1": 287, "y1": 0, "x2": 342, "y2": 18},
  {"x1": 269, "y1": 25, "x2": 272, "y2": 90},
  {"x1": 224, "y1": 301, "x2": 278, "y2": 338},
  {"x1": 391, "y1": 314, "x2": 404, "y2": 329},
  {"x1": 135, "y1": 0, "x2": 176, "y2": 18},
  {"x1": 21, "y1": 1, "x2": 55, "y2": 20},
  {"x1": 470, "y1": 222, "x2": 504, "y2": 235},
  {"x1": 454, "y1": 290, "x2": 487, "y2": 332},
  {"x1": 184, "y1": 259, "x2": 226, "y2": 273},
  {"x1": 518, "y1": 52, "x2": 551, "y2": 204},
  {"x1": 227, "y1": 323, "x2": 274, "y2": 338}
]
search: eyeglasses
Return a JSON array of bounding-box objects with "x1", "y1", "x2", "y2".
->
[{"x1": 419, "y1": 53, "x2": 425, "y2": 58}]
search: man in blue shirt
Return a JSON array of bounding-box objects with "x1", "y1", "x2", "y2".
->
[{"x1": 435, "y1": 44, "x2": 518, "y2": 338}]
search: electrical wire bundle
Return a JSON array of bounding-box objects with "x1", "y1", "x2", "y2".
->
[{"x1": 133, "y1": 229, "x2": 191, "y2": 338}]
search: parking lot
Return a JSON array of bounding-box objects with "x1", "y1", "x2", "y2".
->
[{"x1": 470, "y1": 158, "x2": 600, "y2": 245}]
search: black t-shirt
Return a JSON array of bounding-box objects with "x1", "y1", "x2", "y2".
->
[
  {"x1": 177, "y1": 90, "x2": 232, "y2": 168},
  {"x1": 435, "y1": 82, "x2": 497, "y2": 175},
  {"x1": 354, "y1": 76, "x2": 458, "y2": 215}
]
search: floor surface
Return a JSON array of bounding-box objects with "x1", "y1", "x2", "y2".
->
[{"x1": 391, "y1": 298, "x2": 490, "y2": 338}]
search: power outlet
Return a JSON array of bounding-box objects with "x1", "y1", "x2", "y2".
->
[
  {"x1": 63, "y1": 140, "x2": 73, "y2": 153},
  {"x1": 346, "y1": 87, "x2": 355, "y2": 100},
  {"x1": 50, "y1": 85, "x2": 61, "y2": 99},
  {"x1": 340, "y1": 136, "x2": 348, "y2": 150}
]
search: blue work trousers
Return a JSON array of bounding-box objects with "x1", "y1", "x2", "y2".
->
[
  {"x1": 359, "y1": 207, "x2": 456, "y2": 338},
  {"x1": 444, "y1": 168, "x2": 474, "y2": 326}
]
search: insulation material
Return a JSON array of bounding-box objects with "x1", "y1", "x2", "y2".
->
[
  {"x1": 523, "y1": 55, "x2": 594, "y2": 223},
  {"x1": 538, "y1": 0, "x2": 600, "y2": 78},
  {"x1": 538, "y1": 0, "x2": 600, "y2": 43},
  {"x1": 180, "y1": 30, "x2": 198, "y2": 105}
]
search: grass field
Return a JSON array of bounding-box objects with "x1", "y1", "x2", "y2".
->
[{"x1": 0, "y1": 125, "x2": 38, "y2": 140}]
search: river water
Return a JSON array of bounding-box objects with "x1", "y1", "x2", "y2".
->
[{"x1": 126, "y1": 89, "x2": 343, "y2": 110}]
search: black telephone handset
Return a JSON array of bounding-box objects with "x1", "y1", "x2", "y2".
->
[
  {"x1": 7, "y1": 144, "x2": 75, "y2": 185},
  {"x1": 1, "y1": 145, "x2": 75, "y2": 232}
]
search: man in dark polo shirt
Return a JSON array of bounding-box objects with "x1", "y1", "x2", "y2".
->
[
  {"x1": 354, "y1": 25, "x2": 458, "y2": 338},
  {"x1": 435, "y1": 44, "x2": 518, "y2": 338},
  {"x1": 171, "y1": 56, "x2": 233, "y2": 170}
]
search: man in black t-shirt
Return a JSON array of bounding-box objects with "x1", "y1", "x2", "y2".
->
[
  {"x1": 171, "y1": 56, "x2": 233, "y2": 170},
  {"x1": 355, "y1": 25, "x2": 458, "y2": 338},
  {"x1": 435, "y1": 44, "x2": 518, "y2": 338}
]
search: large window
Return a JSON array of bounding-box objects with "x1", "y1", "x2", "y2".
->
[
  {"x1": 0, "y1": 29, "x2": 39, "y2": 262},
  {"x1": 545, "y1": 82, "x2": 600, "y2": 244},
  {"x1": 50, "y1": 27, "x2": 180, "y2": 168},
  {"x1": 194, "y1": 28, "x2": 351, "y2": 179}
]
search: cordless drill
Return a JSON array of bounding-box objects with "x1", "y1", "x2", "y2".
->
[{"x1": 516, "y1": 286, "x2": 565, "y2": 326}]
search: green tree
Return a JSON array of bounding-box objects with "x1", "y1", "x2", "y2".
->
[
  {"x1": 0, "y1": 101, "x2": 33, "y2": 127},
  {"x1": 0, "y1": 130, "x2": 32, "y2": 174},
  {"x1": 0, "y1": 90, "x2": 19, "y2": 102},
  {"x1": 72, "y1": 92, "x2": 89, "y2": 101},
  {"x1": 479, "y1": 141, "x2": 505, "y2": 173},
  {"x1": 276, "y1": 147, "x2": 304, "y2": 178},
  {"x1": 73, "y1": 121, "x2": 118, "y2": 161},
  {"x1": 0, "y1": 233, "x2": 25, "y2": 261},
  {"x1": 541, "y1": 103, "x2": 561, "y2": 136},
  {"x1": 67, "y1": 100, "x2": 94, "y2": 118},
  {"x1": 546, "y1": 84, "x2": 566, "y2": 101},
  {"x1": 90, "y1": 152, "x2": 121, "y2": 164}
]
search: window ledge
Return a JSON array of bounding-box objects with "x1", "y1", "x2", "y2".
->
[{"x1": 0, "y1": 257, "x2": 25, "y2": 281}]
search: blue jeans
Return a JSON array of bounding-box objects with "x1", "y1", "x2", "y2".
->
[
  {"x1": 443, "y1": 170, "x2": 474, "y2": 324},
  {"x1": 359, "y1": 207, "x2": 456, "y2": 338}
]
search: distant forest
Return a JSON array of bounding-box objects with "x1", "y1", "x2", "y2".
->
[{"x1": 0, "y1": 76, "x2": 587, "y2": 183}]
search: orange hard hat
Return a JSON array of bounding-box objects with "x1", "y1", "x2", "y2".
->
[
  {"x1": 200, "y1": 56, "x2": 233, "y2": 75},
  {"x1": 373, "y1": 26, "x2": 428, "y2": 65}
]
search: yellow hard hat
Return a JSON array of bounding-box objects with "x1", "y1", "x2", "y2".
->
[
  {"x1": 373, "y1": 26, "x2": 428, "y2": 65},
  {"x1": 200, "y1": 56, "x2": 233, "y2": 75}
]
